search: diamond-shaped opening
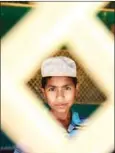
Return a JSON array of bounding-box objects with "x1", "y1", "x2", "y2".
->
[
  {"x1": 26, "y1": 45, "x2": 106, "y2": 121},
  {"x1": 97, "y1": 2, "x2": 115, "y2": 35}
]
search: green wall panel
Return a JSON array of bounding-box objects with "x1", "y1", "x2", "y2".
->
[{"x1": 1, "y1": 6, "x2": 31, "y2": 38}]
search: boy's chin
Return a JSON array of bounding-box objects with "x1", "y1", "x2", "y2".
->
[{"x1": 54, "y1": 107, "x2": 68, "y2": 113}]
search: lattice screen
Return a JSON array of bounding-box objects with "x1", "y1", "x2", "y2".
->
[{"x1": 27, "y1": 46, "x2": 106, "y2": 104}]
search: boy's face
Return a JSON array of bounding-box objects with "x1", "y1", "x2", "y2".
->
[{"x1": 41, "y1": 76, "x2": 78, "y2": 113}]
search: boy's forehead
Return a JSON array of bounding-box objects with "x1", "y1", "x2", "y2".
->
[{"x1": 46, "y1": 76, "x2": 74, "y2": 86}]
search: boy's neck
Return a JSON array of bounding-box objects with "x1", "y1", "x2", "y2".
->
[{"x1": 51, "y1": 110, "x2": 71, "y2": 129}]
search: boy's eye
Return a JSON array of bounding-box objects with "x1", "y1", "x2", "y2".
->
[
  {"x1": 65, "y1": 86, "x2": 71, "y2": 90},
  {"x1": 48, "y1": 88, "x2": 55, "y2": 91}
]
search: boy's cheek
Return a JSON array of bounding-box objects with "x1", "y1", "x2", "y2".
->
[
  {"x1": 46, "y1": 97, "x2": 55, "y2": 106},
  {"x1": 66, "y1": 94, "x2": 76, "y2": 101}
]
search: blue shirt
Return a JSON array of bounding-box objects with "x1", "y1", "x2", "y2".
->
[{"x1": 14, "y1": 110, "x2": 83, "y2": 153}]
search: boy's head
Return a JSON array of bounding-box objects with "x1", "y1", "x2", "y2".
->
[{"x1": 41, "y1": 56, "x2": 79, "y2": 113}]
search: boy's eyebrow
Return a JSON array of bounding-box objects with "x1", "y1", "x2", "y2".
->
[
  {"x1": 46, "y1": 85, "x2": 56, "y2": 88},
  {"x1": 62, "y1": 84, "x2": 73, "y2": 87}
]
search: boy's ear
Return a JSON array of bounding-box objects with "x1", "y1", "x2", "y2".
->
[
  {"x1": 40, "y1": 87, "x2": 45, "y2": 97},
  {"x1": 40, "y1": 88, "x2": 47, "y2": 103},
  {"x1": 76, "y1": 83, "x2": 79, "y2": 91}
]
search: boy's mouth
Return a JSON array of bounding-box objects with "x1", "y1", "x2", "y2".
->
[{"x1": 55, "y1": 103, "x2": 68, "y2": 108}]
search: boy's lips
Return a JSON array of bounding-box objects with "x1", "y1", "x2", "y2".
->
[{"x1": 55, "y1": 103, "x2": 68, "y2": 108}]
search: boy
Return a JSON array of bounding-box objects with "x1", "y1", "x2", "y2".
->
[{"x1": 14, "y1": 56, "x2": 82, "y2": 153}]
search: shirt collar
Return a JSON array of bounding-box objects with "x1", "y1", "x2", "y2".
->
[{"x1": 68, "y1": 108, "x2": 81, "y2": 133}]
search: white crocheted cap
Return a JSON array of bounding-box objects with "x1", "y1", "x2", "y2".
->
[{"x1": 41, "y1": 56, "x2": 77, "y2": 77}]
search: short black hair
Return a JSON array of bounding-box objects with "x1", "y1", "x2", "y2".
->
[{"x1": 41, "y1": 77, "x2": 78, "y2": 88}]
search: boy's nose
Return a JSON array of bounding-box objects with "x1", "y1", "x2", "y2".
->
[{"x1": 56, "y1": 89, "x2": 64, "y2": 100}]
